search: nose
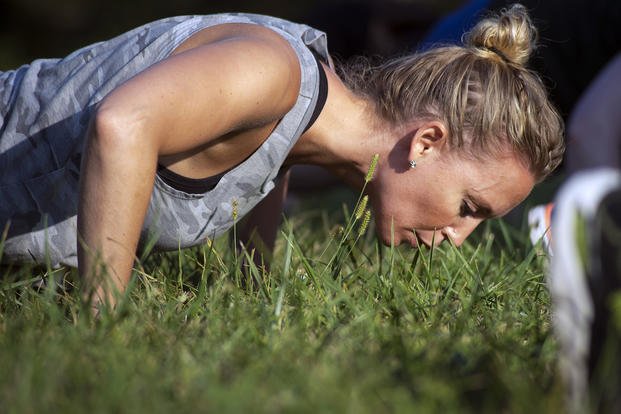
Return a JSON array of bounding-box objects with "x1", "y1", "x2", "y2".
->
[{"x1": 443, "y1": 219, "x2": 483, "y2": 247}]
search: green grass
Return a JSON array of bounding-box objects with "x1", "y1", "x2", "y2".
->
[{"x1": 0, "y1": 197, "x2": 564, "y2": 413}]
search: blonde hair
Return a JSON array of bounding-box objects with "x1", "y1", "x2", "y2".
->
[{"x1": 343, "y1": 4, "x2": 564, "y2": 182}]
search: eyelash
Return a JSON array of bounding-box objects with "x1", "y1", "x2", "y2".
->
[{"x1": 460, "y1": 201, "x2": 475, "y2": 217}]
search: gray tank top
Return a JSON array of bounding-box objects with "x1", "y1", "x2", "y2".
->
[{"x1": 0, "y1": 14, "x2": 331, "y2": 268}]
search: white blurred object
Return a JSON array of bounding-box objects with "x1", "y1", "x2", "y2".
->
[
  {"x1": 528, "y1": 202, "x2": 554, "y2": 255},
  {"x1": 548, "y1": 168, "x2": 621, "y2": 413}
]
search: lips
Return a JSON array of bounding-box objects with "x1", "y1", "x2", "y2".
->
[
  {"x1": 379, "y1": 230, "x2": 430, "y2": 248},
  {"x1": 411, "y1": 230, "x2": 442, "y2": 248},
  {"x1": 406, "y1": 232, "x2": 416, "y2": 247}
]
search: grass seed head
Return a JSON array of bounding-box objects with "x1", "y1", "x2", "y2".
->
[
  {"x1": 355, "y1": 195, "x2": 369, "y2": 220},
  {"x1": 232, "y1": 199, "x2": 239, "y2": 221},
  {"x1": 365, "y1": 154, "x2": 379, "y2": 183},
  {"x1": 358, "y1": 210, "x2": 372, "y2": 237}
]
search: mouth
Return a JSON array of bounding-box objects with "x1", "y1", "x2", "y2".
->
[
  {"x1": 386, "y1": 230, "x2": 420, "y2": 248},
  {"x1": 379, "y1": 230, "x2": 423, "y2": 248},
  {"x1": 409, "y1": 231, "x2": 421, "y2": 248}
]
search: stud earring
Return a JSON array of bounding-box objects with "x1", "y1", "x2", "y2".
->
[{"x1": 409, "y1": 160, "x2": 417, "y2": 169}]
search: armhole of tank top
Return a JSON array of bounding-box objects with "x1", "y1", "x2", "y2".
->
[
  {"x1": 157, "y1": 49, "x2": 328, "y2": 195},
  {"x1": 155, "y1": 164, "x2": 229, "y2": 194},
  {"x1": 303, "y1": 52, "x2": 329, "y2": 133}
]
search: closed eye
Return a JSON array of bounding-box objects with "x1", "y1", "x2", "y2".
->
[{"x1": 459, "y1": 200, "x2": 475, "y2": 217}]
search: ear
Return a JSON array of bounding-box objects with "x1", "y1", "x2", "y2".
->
[{"x1": 408, "y1": 120, "x2": 448, "y2": 162}]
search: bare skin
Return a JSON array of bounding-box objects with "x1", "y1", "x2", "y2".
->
[
  {"x1": 78, "y1": 23, "x2": 535, "y2": 309},
  {"x1": 289, "y1": 69, "x2": 534, "y2": 248},
  {"x1": 79, "y1": 23, "x2": 301, "y2": 307}
]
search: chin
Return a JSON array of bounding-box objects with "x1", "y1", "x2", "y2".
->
[
  {"x1": 374, "y1": 216, "x2": 409, "y2": 247},
  {"x1": 380, "y1": 237, "x2": 398, "y2": 247},
  {"x1": 377, "y1": 228, "x2": 403, "y2": 247}
]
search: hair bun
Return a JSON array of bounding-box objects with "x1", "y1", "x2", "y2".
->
[{"x1": 464, "y1": 3, "x2": 537, "y2": 66}]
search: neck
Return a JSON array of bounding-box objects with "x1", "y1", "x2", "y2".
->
[{"x1": 286, "y1": 67, "x2": 396, "y2": 190}]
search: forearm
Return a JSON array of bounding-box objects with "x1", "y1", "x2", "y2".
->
[{"x1": 78, "y1": 111, "x2": 158, "y2": 309}]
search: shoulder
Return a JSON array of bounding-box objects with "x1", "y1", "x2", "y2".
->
[
  {"x1": 174, "y1": 21, "x2": 300, "y2": 60},
  {"x1": 94, "y1": 20, "x2": 306, "y2": 153},
  {"x1": 172, "y1": 22, "x2": 302, "y2": 123}
]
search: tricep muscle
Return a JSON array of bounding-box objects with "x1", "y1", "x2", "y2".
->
[{"x1": 96, "y1": 28, "x2": 301, "y2": 156}]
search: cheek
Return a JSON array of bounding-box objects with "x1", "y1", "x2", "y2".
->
[
  {"x1": 372, "y1": 185, "x2": 456, "y2": 231},
  {"x1": 368, "y1": 190, "x2": 405, "y2": 242},
  {"x1": 411, "y1": 200, "x2": 456, "y2": 229},
  {"x1": 402, "y1": 182, "x2": 457, "y2": 226}
]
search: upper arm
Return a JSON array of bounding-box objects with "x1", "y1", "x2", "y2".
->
[{"x1": 95, "y1": 25, "x2": 301, "y2": 155}]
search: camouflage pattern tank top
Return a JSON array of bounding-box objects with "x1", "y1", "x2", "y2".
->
[{"x1": 0, "y1": 14, "x2": 330, "y2": 268}]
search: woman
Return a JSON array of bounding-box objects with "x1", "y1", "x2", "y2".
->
[{"x1": 0, "y1": 5, "x2": 563, "y2": 306}]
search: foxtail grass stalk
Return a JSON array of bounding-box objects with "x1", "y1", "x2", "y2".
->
[{"x1": 323, "y1": 154, "x2": 379, "y2": 280}]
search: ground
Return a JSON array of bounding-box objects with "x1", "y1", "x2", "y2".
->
[{"x1": 0, "y1": 187, "x2": 566, "y2": 413}]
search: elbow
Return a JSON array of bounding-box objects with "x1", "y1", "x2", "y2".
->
[
  {"x1": 89, "y1": 104, "x2": 127, "y2": 150},
  {"x1": 88, "y1": 102, "x2": 153, "y2": 153},
  {"x1": 82, "y1": 103, "x2": 159, "y2": 173},
  {"x1": 81, "y1": 106, "x2": 157, "y2": 185}
]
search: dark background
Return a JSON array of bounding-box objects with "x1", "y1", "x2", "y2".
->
[{"x1": 0, "y1": 0, "x2": 458, "y2": 69}]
